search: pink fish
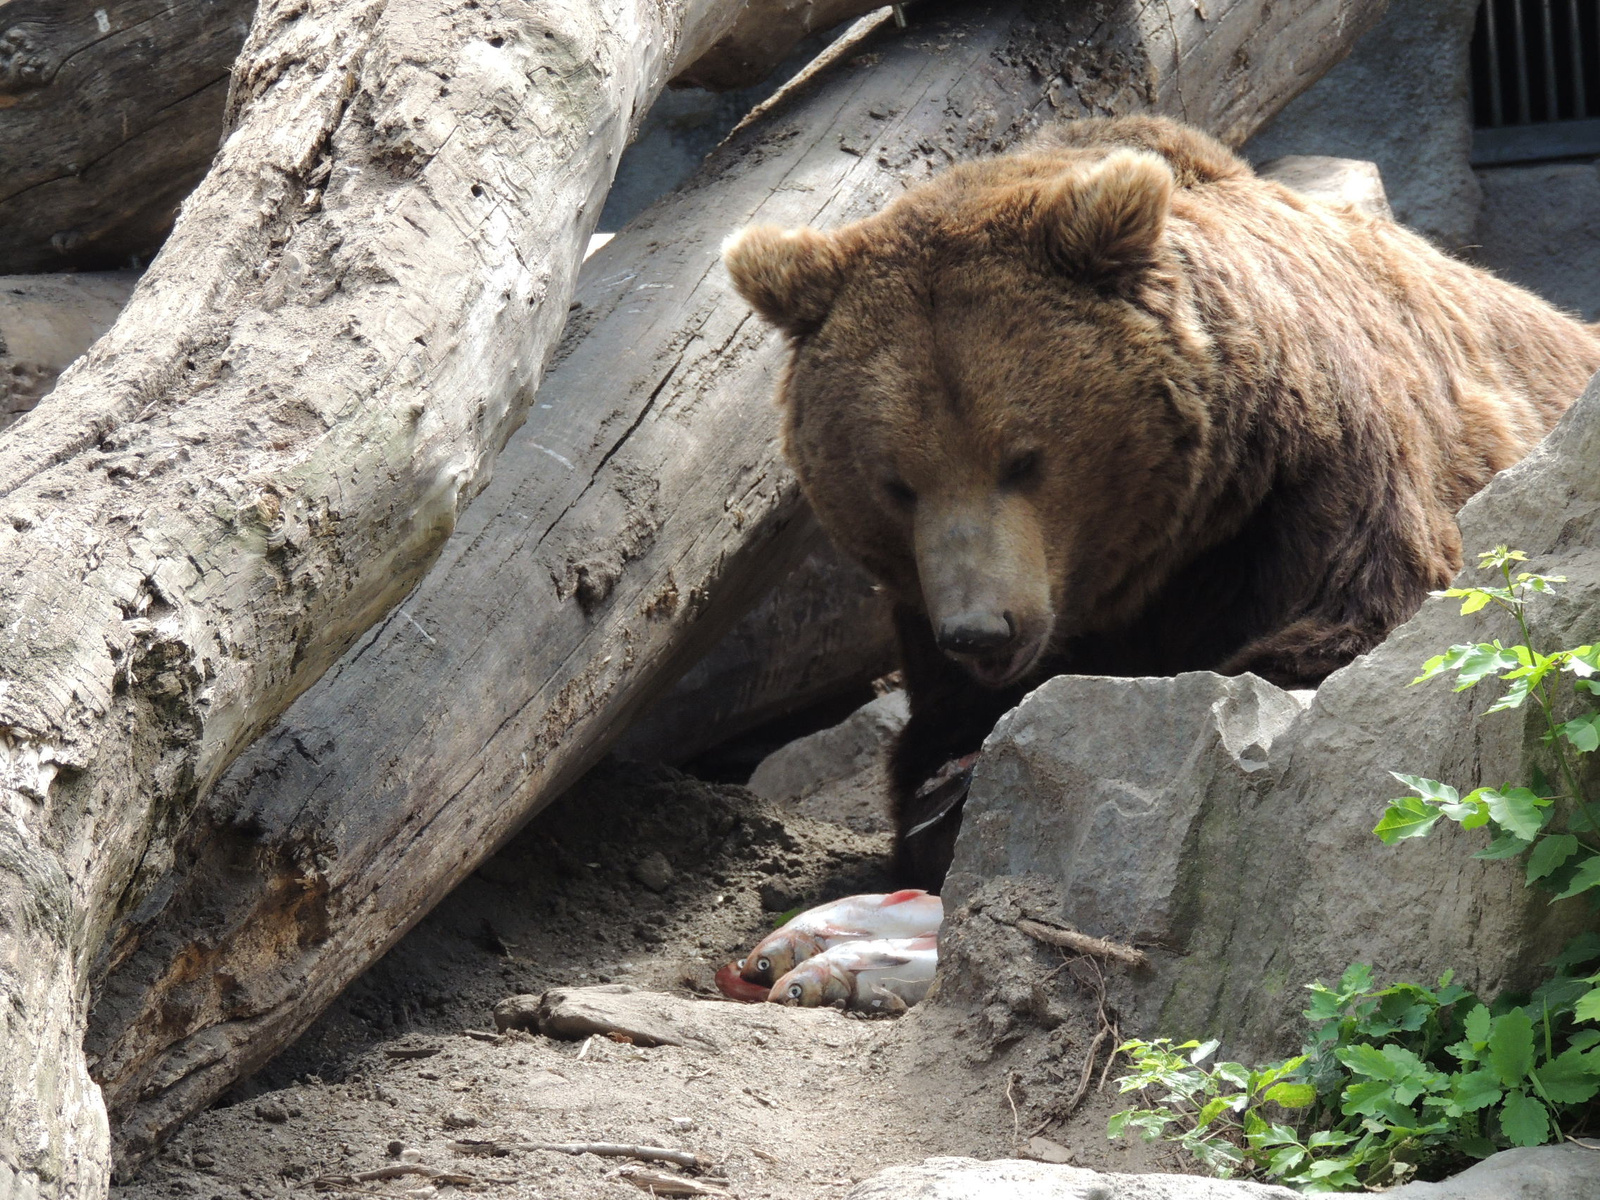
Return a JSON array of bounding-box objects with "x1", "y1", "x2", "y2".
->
[
  {"x1": 738, "y1": 890, "x2": 942, "y2": 987},
  {"x1": 768, "y1": 936, "x2": 939, "y2": 1011}
]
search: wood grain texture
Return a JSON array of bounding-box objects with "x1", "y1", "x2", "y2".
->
[
  {"x1": 0, "y1": 0, "x2": 749, "y2": 1192},
  {"x1": 81, "y1": 0, "x2": 1385, "y2": 1171},
  {"x1": 672, "y1": 0, "x2": 887, "y2": 91},
  {"x1": 0, "y1": 0, "x2": 256, "y2": 272}
]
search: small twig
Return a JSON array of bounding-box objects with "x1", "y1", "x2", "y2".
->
[
  {"x1": 1097, "y1": 1022, "x2": 1123, "y2": 1093},
  {"x1": 448, "y1": 1140, "x2": 712, "y2": 1171},
  {"x1": 1005, "y1": 1071, "x2": 1021, "y2": 1149},
  {"x1": 607, "y1": 1167, "x2": 733, "y2": 1197},
  {"x1": 1068, "y1": 1027, "x2": 1112, "y2": 1113},
  {"x1": 1016, "y1": 919, "x2": 1146, "y2": 967},
  {"x1": 313, "y1": 1165, "x2": 482, "y2": 1190}
]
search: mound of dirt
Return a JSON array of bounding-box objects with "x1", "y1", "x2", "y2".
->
[{"x1": 110, "y1": 759, "x2": 1166, "y2": 1200}]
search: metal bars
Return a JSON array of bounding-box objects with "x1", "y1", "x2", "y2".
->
[{"x1": 1470, "y1": 0, "x2": 1600, "y2": 163}]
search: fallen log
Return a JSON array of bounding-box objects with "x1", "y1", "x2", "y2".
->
[
  {"x1": 615, "y1": 521, "x2": 896, "y2": 767},
  {"x1": 81, "y1": 0, "x2": 1385, "y2": 1174},
  {"x1": 0, "y1": 1, "x2": 255, "y2": 272},
  {"x1": 671, "y1": 0, "x2": 890, "y2": 92},
  {"x1": 0, "y1": 0, "x2": 759, "y2": 1192}
]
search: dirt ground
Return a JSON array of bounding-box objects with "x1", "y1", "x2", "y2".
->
[{"x1": 110, "y1": 746, "x2": 1177, "y2": 1200}]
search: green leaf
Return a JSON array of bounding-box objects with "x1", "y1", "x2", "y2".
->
[
  {"x1": 1190, "y1": 1038, "x2": 1220, "y2": 1065},
  {"x1": 1487, "y1": 1008, "x2": 1535, "y2": 1086},
  {"x1": 1335, "y1": 1043, "x2": 1395, "y2": 1079},
  {"x1": 1449, "y1": 1068, "x2": 1503, "y2": 1113},
  {"x1": 1194, "y1": 1096, "x2": 1230, "y2": 1129},
  {"x1": 1527, "y1": 834, "x2": 1580, "y2": 883},
  {"x1": 1454, "y1": 643, "x2": 1524, "y2": 688},
  {"x1": 1499, "y1": 1090, "x2": 1552, "y2": 1147},
  {"x1": 1262, "y1": 1082, "x2": 1316, "y2": 1109},
  {"x1": 1532, "y1": 1046, "x2": 1600, "y2": 1104},
  {"x1": 1488, "y1": 675, "x2": 1534, "y2": 713},
  {"x1": 1391, "y1": 773, "x2": 1461, "y2": 804},
  {"x1": 1553, "y1": 854, "x2": 1600, "y2": 900},
  {"x1": 1465, "y1": 1004, "x2": 1493, "y2": 1044},
  {"x1": 1568, "y1": 1029, "x2": 1600, "y2": 1049},
  {"x1": 1551, "y1": 932, "x2": 1600, "y2": 970},
  {"x1": 1558, "y1": 713, "x2": 1600, "y2": 753},
  {"x1": 1573, "y1": 986, "x2": 1600, "y2": 1023},
  {"x1": 1458, "y1": 590, "x2": 1492, "y2": 615},
  {"x1": 1477, "y1": 833, "x2": 1534, "y2": 860},
  {"x1": 1375, "y1": 796, "x2": 1444, "y2": 843},
  {"x1": 1482, "y1": 787, "x2": 1549, "y2": 842}
]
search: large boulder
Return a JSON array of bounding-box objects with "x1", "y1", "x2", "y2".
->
[
  {"x1": 944, "y1": 372, "x2": 1600, "y2": 1058},
  {"x1": 1243, "y1": 0, "x2": 1480, "y2": 248}
]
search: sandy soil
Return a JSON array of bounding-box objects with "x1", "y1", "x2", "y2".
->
[{"x1": 111, "y1": 757, "x2": 1172, "y2": 1200}]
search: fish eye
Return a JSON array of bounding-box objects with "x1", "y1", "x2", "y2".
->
[
  {"x1": 757, "y1": 957, "x2": 770, "y2": 972},
  {"x1": 736, "y1": 959, "x2": 746, "y2": 970},
  {"x1": 787, "y1": 984, "x2": 803, "y2": 999}
]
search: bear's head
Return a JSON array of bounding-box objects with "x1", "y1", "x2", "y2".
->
[{"x1": 724, "y1": 146, "x2": 1218, "y2": 689}]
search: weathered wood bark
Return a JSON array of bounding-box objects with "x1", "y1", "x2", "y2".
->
[
  {"x1": 616, "y1": 522, "x2": 897, "y2": 766},
  {"x1": 671, "y1": 0, "x2": 889, "y2": 91},
  {"x1": 0, "y1": 1, "x2": 255, "y2": 272},
  {"x1": 80, "y1": 0, "x2": 1386, "y2": 1173},
  {"x1": 0, "y1": 0, "x2": 756, "y2": 1193},
  {"x1": 0, "y1": 273, "x2": 140, "y2": 432}
]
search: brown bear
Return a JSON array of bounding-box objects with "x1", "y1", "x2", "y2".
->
[{"x1": 723, "y1": 115, "x2": 1600, "y2": 891}]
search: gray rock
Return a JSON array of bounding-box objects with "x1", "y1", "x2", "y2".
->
[
  {"x1": 842, "y1": 1157, "x2": 1298, "y2": 1199},
  {"x1": 1256, "y1": 155, "x2": 1392, "y2": 220},
  {"x1": 946, "y1": 372, "x2": 1600, "y2": 1059},
  {"x1": 1471, "y1": 162, "x2": 1600, "y2": 322},
  {"x1": 1244, "y1": 0, "x2": 1481, "y2": 247},
  {"x1": 630, "y1": 851, "x2": 675, "y2": 893},
  {"x1": 747, "y1": 690, "x2": 908, "y2": 832},
  {"x1": 1388, "y1": 1145, "x2": 1600, "y2": 1199}
]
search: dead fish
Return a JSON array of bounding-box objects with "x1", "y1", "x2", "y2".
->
[
  {"x1": 767, "y1": 935, "x2": 939, "y2": 1011},
  {"x1": 714, "y1": 961, "x2": 769, "y2": 1003},
  {"x1": 738, "y1": 890, "x2": 943, "y2": 987}
]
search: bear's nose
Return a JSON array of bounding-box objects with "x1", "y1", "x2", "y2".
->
[{"x1": 936, "y1": 611, "x2": 1015, "y2": 656}]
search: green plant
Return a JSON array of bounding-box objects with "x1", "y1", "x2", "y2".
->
[
  {"x1": 1109, "y1": 547, "x2": 1600, "y2": 1189},
  {"x1": 1374, "y1": 546, "x2": 1600, "y2": 1021},
  {"x1": 1110, "y1": 963, "x2": 1600, "y2": 1190}
]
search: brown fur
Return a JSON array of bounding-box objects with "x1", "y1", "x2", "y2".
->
[{"x1": 724, "y1": 116, "x2": 1600, "y2": 891}]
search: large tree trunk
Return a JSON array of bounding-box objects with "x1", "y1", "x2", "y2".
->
[
  {"x1": 78, "y1": 0, "x2": 1387, "y2": 1176},
  {"x1": 0, "y1": 1, "x2": 256, "y2": 272},
  {"x1": 0, "y1": 0, "x2": 755, "y2": 1192}
]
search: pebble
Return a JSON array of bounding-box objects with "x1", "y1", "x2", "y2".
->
[
  {"x1": 631, "y1": 852, "x2": 675, "y2": 893},
  {"x1": 442, "y1": 1110, "x2": 478, "y2": 1130},
  {"x1": 252, "y1": 1102, "x2": 288, "y2": 1125}
]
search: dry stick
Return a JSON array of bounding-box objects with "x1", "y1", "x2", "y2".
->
[
  {"x1": 1005, "y1": 1071, "x2": 1022, "y2": 1150},
  {"x1": 312, "y1": 1165, "x2": 486, "y2": 1190},
  {"x1": 1015, "y1": 919, "x2": 1147, "y2": 967},
  {"x1": 609, "y1": 1168, "x2": 734, "y2": 1198},
  {"x1": 449, "y1": 1140, "x2": 712, "y2": 1170}
]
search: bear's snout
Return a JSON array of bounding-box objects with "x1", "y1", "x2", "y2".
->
[{"x1": 935, "y1": 610, "x2": 1015, "y2": 656}]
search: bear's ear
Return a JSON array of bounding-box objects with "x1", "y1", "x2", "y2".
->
[
  {"x1": 722, "y1": 224, "x2": 847, "y2": 337},
  {"x1": 1031, "y1": 149, "x2": 1173, "y2": 290}
]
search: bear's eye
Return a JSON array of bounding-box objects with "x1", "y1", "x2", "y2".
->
[
  {"x1": 883, "y1": 477, "x2": 917, "y2": 508},
  {"x1": 1000, "y1": 450, "x2": 1042, "y2": 489}
]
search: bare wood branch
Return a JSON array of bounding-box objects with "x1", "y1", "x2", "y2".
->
[
  {"x1": 1016, "y1": 919, "x2": 1149, "y2": 968},
  {"x1": 449, "y1": 1140, "x2": 712, "y2": 1171}
]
